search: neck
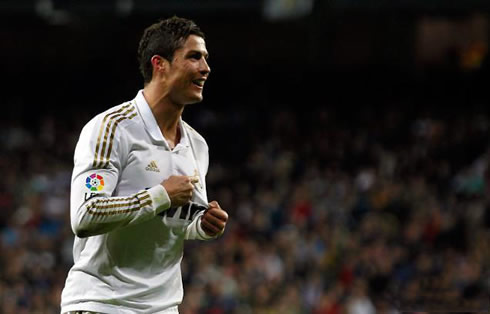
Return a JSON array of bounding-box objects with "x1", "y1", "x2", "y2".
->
[{"x1": 143, "y1": 82, "x2": 184, "y2": 144}]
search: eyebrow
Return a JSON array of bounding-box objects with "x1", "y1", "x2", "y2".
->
[{"x1": 187, "y1": 50, "x2": 209, "y2": 59}]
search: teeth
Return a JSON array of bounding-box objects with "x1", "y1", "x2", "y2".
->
[{"x1": 193, "y1": 79, "x2": 205, "y2": 87}]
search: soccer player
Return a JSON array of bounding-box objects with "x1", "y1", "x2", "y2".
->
[{"x1": 60, "y1": 16, "x2": 228, "y2": 314}]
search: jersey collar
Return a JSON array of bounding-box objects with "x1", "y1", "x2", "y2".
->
[{"x1": 134, "y1": 90, "x2": 190, "y2": 150}]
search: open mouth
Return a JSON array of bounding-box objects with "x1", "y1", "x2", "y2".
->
[{"x1": 192, "y1": 79, "x2": 205, "y2": 88}]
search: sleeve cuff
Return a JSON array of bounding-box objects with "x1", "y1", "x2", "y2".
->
[{"x1": 147, "y1": 184, "x2": 171, "y2": 215}]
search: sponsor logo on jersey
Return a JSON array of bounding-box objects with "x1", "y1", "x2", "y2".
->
[
  {"x1": 145, "y1": 161, "x2": 160, "y2": 172},
  {"x1": 86, "y1": 173, "x2": 105, "y2": 191}
]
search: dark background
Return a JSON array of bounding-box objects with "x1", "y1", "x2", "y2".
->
[
  {"x1": 2, "y1": 1, "x2": 489, "y2": 115},
  {"x1": 3, "y1": 1, "x2": 490, "y2": 165}
]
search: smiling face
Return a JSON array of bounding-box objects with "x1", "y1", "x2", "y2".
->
[{"x1": 165, "y1": 35, "x2": 211, "y2": 106}]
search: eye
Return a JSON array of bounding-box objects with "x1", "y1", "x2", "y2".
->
[{"x1": 190, "y1": 53, "x2": 202, "y2": 60}]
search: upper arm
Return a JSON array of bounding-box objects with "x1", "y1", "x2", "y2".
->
[{"x1": 70, "y1": 104, "x2": 137, "y2": 229}]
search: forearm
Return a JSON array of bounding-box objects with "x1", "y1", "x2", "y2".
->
[{"x1": 72, "y1": 185, "x2": 170, "y2": 237}]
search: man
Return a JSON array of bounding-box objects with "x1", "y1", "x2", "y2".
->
[{"x1": 61, "y1": 16, "x2": 228, "y2": 314}]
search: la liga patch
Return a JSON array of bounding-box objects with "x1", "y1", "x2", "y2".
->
[{"x1": 86, "y1": 173, "x2": 104, "y2": 191}]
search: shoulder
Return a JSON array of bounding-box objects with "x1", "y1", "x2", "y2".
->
[
  {"x1": 81, "y1": 101, "x2": 141, "y2": 138},
  {"x1": 182, "y1": 120, "x2": 207, "y2": 146},
  {"x1": 75, "y1": 101, "x2": 142, "y2": 167},
  {"x1": 96, "y1": 101, "x2": 140, "y2": 129}
]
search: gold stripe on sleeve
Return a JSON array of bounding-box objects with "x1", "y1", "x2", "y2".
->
[
  {"x1": 85, "y1": 191, "x2": 152, "y2": 216},
  {"x1": 87, "y1": 206, "x2": 140, "y2": 216},
  {"x1": 88, "y1": 199, "x2": 139, "y2": 211},
  {"x1": 102, "y1": 111, "x2": 138, "y2": 169},
  {"x1": 92, "y1": 103, "x2": 132, "y2": 168},
  {"x1": 95, "y1": 106, "x2": 136, "y2": 168},
  {"x1": 139, "y1": 191, "x2": 152, "y2": 208},
  {"x1": 86, "y1": 191, "x2": 147, "y2": 207}
]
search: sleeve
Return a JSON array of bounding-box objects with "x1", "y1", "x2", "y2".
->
[
  {"x1": 185, "y1": 212, "x2": 217, "y2": 240},
  {"x1": 70, "y1": 110, "x2": 171, "y2": 238}
]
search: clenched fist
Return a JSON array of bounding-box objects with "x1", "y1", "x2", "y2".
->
[
  {"x1": 201, "y1": 201, "x2": 228, "y2": 236},
  {"x1": 161, "y1": 175, "x2": 199, "y2": 207}
]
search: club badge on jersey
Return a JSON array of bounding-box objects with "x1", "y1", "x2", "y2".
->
[{"x1": 84, "y1": 173, "x2": 104, "y2": 201}]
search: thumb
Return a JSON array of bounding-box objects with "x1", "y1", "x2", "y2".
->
[{"x1": 208, "y1": 201, "x2": 219, "y2": 208}]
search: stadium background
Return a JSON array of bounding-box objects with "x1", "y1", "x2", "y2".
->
[{"x1": 1, "y1": 0, "x2": 490, "y2": 313}]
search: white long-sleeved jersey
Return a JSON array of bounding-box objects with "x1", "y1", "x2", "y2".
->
[{"x1": 61, "y1": 90, "x2": 215, "y2": 314}]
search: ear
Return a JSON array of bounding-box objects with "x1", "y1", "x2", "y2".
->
[{"x1": 150, "y1": 55, "x2": 167, "y2": 74}]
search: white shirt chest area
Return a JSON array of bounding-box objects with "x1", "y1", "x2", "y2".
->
[{"x1": 116, "y1": 138, "x2": 207, "y2": 206}]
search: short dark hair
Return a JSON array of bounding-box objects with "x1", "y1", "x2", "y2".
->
[{"x1": 137, "y1": 16, "x2": 205, "y2": 84}]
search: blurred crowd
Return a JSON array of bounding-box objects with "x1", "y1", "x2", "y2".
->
[{"x1": 1, "y1": 94, "x2": 490, "y2": 313}]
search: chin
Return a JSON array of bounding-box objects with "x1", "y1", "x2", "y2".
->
[{"x1": 186, "y1": 94, "x2": 204, "y2": 105}]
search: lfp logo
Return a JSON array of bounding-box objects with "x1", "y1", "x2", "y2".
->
[{"x1": 86, "y1": 173, "x2": 104, "y2": 191}]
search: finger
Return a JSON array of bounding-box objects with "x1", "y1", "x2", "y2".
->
[
  {"x1": 203, "y1": 212, "x2": 227, "y2": 228},
  {"x1": 190, "y1": 176, "x2": 199, "y2": 184},
  {"x1": 201, "y1": 219, "x2": 221, "y2": 235},
  {"x1": 207, "y1": 207, "x2": 228, "y2": 221},
  {"x1": 181, "y1": 181, "x2": 194, "y2": 191}
]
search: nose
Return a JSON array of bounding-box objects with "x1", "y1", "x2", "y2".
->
[{"x1": 200, "y1": 58, "x2": 211, "y2": 76}]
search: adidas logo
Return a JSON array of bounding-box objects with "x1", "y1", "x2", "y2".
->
[{"x1": 145, "y1": 161, "x2": 160, "y2": 172}]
